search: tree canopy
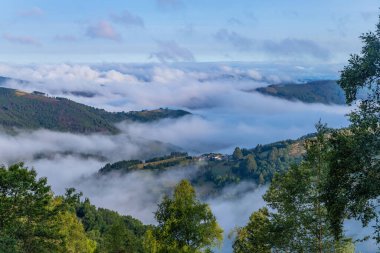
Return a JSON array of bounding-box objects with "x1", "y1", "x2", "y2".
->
[
  {"x1": 0, "y1": 163, "x2": 96, "y2": 253},
  {"x1": 0, "y1": 163, "x2": 150, "y2": 253},
  {"x1": 233, "y1": 124, "x2": 356, "y2": 253},
  {"x1": 333, "y1": 14, "x2": 380, "y2": 244},
  {"x1": 147, "y1": 180, "x2": 223, "y2": 253}
]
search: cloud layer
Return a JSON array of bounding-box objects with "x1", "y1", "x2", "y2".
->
[
  {"x1": 0, "y1": 63, "x2": 348, "y2": 149},
  {"x1": 0, "y1": 62, "x2": 372, "y2": 251}
]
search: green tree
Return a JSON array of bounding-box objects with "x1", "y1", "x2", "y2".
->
[
  {"x1": 153, "y1": 180, "x2": 223, "y2": 253},
  {"x1": 103, "y1": 221, "x2": 128, "y2": 253},
  {"x1": 73, "y1": 195, "x2": 147, "y2": 253},
  {"x1": 332, "y1": 14, "x2": 380, "y2": 244},
  {"x1": 232, "y1": 208, "x2": 271, "y2": 253},
  {"x1": 53, "y1": 204, "x2": 96, "y2": 253},
  {"x1": 244, "y1": 154, "x2": 257, "y2": 174},
  {"x1": 76, "y1": 198, "x2": 98, "y2": 232},
  {"x1": 268, "y1": 147, "x2": 278, "y2": 161},
  {"x1": 233, "y1": 147, "x2": 243, "y2": 160},
  {"x1": 233, "y1": 125, "x2": 347, "y2": 252},
  {"x1": 143, "y1": 229, "x2": 159, "y2": 253},
  {"x1": 235, "y1": 154, "x2": 258, "y2": 178},
  {"x1": 0, "y1": 163, "x2": 62, "y2": 253}
]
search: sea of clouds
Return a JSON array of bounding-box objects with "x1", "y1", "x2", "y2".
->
[{"x1": 0, "y1": 62, "x2": 373, "y2": 252}]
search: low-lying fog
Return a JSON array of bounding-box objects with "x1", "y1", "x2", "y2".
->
[{"x1": 0, "y1": 63, "x2": 373, "y2": 252}]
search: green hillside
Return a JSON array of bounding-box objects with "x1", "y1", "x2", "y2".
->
[
  {"x1": 98, "y1": 138, "x2": 306, "y2": 195},
  {"x1": 0, "y1": 87, "x2": 190, "y2": 134},
  {"x1": 254, "y1": 80, "x2": 346, "y2": 104}
]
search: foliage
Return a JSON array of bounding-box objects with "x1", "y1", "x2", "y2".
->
[
  {"x1": 53, "y1": 205, "x2": 97, "y2": 253},
  {"x1": 197, "y1": 139, "x2": 304, "y2": 191},
  {"x1": 0, "y1": 163, "x2": 63, "y2": 253},
  {"x1": 74, "y1": 197, "x2": 148, "y2": 253},
  {"x1": 233, "y1": 125, "x2": 352, "y2": 252},
  {"x1": 232, "y1": 147, "x2": 243, "y2": 160},
  {"x1": 0, "y1": 164, "x2": 96, "y2": 253},
  {"x1": 143, "y1": 229, "x2": 159, "y2": 253},
  {"x1": 332, "y1": 14, "x2": 380, "y2": 244},
  {"x1": 232, "y1": 208, "x2": 271, "y2": 253},
  {"x1": 152, "y1": 180, "x2": 223, "y2": 253},
  {"x1": 0, "y1": 163, "x2": 148, "y2": 253},
  {"x1": 0, "y1": 86, "x2": 190, "y2": 134}
]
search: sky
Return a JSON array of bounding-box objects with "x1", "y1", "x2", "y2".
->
[{"x1": 1, "y1": 0, "x2": 379, "y2": 64}]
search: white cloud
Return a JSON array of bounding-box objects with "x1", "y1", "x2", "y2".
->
[{"x1": 247, "y1": 69, "x2": 262, "y2": 80}]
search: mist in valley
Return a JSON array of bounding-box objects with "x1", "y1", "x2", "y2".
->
[{"x1": 0, "y1": 63, "x2": 368, "y2": 252}]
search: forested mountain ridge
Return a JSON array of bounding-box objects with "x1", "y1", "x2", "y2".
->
[
  {"x1": 98, "y1": 137, "x2": 306, "y2": 194},
  {"x1": 0, "y1": 86, "x2": 190, "y2": 134},
  {"x1": 254, "y1": 80, "x2": 347, "y2": 104}
]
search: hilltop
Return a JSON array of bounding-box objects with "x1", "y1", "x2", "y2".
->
[
  {"x1": 253, "y1": 80, "x2": 346, "y2": 104},
  {"x1": 0, "y1": 86, "x2": 190, "y2": 134}
]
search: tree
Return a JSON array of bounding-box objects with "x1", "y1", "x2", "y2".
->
[
  {"x1": 153, "y1": 180, "x2": 223, "y2": 252},
  {"x1": 76, "y1": 198, "x2": 98, "y2": 232},
  {"x1": 268, "y1": 147, "x2": 278, "y2": 161},
  {"x1": 233, "y1": 147, "x2": 243, "y2": 160},
  {"x1": 244, "y1": 154, "x2": 257, "y2": 173},
  {"x1": 233, "y1": 124, "x2": 348, "y2": 252},
  {"x1": 235, "y1": 154, "x2": 258, "y2": 178},
  {"x1": 103, "y1": 221, "x2": 128, "y2": 253},
  {"x1": 143, "y1": 229, "x2": 159, "y2": 253},
  {"x1": 0, "y1": 163, "x2": 62, "y2": 253},
  {"x1": 332, "y1": 14, "x2": 380, "y2": 244},
  {"x1": 53, "y1": 204, "x2": 96, "y2": 253},
  {"x1": 232, "y1": 208, "x2": 271, "y2": 253},
  {"x1": 73, "y1": 195, "x2": 147, "y2": 253},
  {"x1": 0, "y1": 164, "x2": 98, "y2": 253}
]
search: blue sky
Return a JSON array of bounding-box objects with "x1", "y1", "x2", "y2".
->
[{"x1": 1, "y1": 0, "x2": 379, "y2": 64}]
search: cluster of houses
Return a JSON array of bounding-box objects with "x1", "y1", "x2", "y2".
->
[{"x1": 198, "y1": 153, "x2": 227, "y2": 161}]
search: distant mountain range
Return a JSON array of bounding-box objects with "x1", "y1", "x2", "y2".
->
[
  {"x1": 0, "y1": 86, "x2": 190, "y2": 134},
  {"x1": 253, "y1": 80, "x2": 347, "y2": 105}
]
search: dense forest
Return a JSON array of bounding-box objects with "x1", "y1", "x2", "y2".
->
[{"x1": 0, "y1": 86, "x2": 190, "y2": 134}]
